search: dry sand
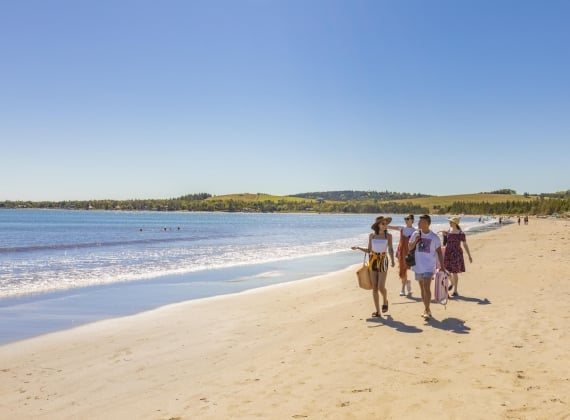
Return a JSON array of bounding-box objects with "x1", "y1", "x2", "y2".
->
[{"x1": 1, "y1": 218, "x2": 568, "y2": 419}]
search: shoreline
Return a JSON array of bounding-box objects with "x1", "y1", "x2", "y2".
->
[
  {"x1": 1, "y1": 218, "x2": 568, "y2": 419},
  {"x1": 0, "y1": 251, "x2": 359, "y2": 345},
  {"x1": 0, "y1": 217, "x2": 501, "y2": 345}
]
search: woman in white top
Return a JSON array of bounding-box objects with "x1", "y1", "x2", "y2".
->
[
  {"x1": 352, "y1": 216, "x2": 395, "y2": 317},
  {"x1": 387, "y1": 214, "x2": 416, "y2": 296}
]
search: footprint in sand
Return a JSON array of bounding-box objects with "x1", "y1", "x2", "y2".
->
[{"x1": 351, "y1": 388, "x2": 372, "y2": 393}]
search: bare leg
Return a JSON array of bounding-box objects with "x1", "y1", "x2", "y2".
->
[
  {"x1": 451, "y1": 273, "x2": 459, "y2": 294},
  {"x1": 453, "y1": 273, "x2": 459, "y2": 293},
  {"x1": 378, "y1": 272, "x2": 388, "y2": 309},
  {"x1": 371, "y1": 271, "x2": 380, "y2": 314},
  {"x1": 419, "y1": 277, "x2": 433, "y2": 314}
]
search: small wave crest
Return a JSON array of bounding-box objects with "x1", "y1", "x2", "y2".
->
[
  {"x1": 227, "y1": 271, "x2": 284, "y2": 282},
  {"x1": 0, "y1": 235, "x2": 207, "y2": 254}
]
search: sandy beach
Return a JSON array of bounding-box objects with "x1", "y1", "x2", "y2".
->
[{"x1": 0, "y1": 218, "x2": 568, "y2": 419}]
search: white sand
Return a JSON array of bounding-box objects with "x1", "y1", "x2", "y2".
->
[{"x1": 1, "y1": 218, "x2": 569, "y2": 419}]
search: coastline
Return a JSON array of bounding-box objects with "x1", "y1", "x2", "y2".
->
[
  {"x1": 1, "y1": 218, "x2": 568, "y2": 419},
  {"x1": 0, "y1": 213, "x2": 495, "y2": 345},
  {"x1": 0, "y1": 251, "x2": 359, "y2": 345}
]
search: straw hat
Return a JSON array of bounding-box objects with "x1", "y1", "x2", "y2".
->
[
  {"x1": 371, "y1": 216, "x2": 392, "y2": 230},
  {"x1": 448, "y1": 216, "x2": 461, "y2": 226}
]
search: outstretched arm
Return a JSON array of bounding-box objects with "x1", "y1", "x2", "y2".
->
[
  {"x1": 351, "y1": 234, "x2": 372, "y2": 253},
  {"x1": 351, "y1": 245, "x2": 369, "y2": 253}
]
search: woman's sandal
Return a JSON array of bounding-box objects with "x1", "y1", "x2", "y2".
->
[
  {"x1": 381, "y1": 304, "x2": 388, "y2": 313},
  {"x1": 371, "y1": 311, "x2": 381, "y2": 318}
]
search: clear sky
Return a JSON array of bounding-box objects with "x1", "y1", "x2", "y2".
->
[{"x1": 1, "y1": 0, "x2": 569, "y2": 201}]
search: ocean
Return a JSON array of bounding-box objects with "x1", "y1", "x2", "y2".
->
[{"x1": 0, "y1": 209, "x2": 499, "y2": 344}]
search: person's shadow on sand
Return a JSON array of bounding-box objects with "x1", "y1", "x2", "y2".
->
[
  {"x1": 427, "y1": 317, "x2": 471, "y2": 334},
  {"x1": 454, "y1": 295, "x2": 491, "y2": 305},
  {"x1": 391, "y1": 296, "x2": 423, "y2": 305},
  {"x1": 367, "y1": 315, "x2": 423, "y2": 333}
]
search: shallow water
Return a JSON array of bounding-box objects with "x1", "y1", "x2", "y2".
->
[{"x1": 0, "y1": 210, "x2": 499, "y2": 344}]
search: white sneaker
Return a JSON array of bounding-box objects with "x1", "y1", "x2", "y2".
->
[{"x1": 399, "y1": 290, "x2": 405, "y2": 296}]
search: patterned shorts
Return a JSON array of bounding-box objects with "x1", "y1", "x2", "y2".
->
[{"x1": 370, "y1": 252, "x2": 389, "y2": 272}]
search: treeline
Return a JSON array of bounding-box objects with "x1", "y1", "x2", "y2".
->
[
  {"x1": 535, "y1": 190, "x2": 570, "y2": 199},
  {"x1": 178, "y1": 193, "x2": 212, "y2": 200},
  {"x1": 3, "y1": 191, "x2": 568, "y2": 215},
  {"x1": 291, "y1": 190, "x2": 430, "y2": 201},
  {"x1": 0, "y1": 198, "x2": 429, "y2": 214},
  {"x1": 193, "y1": 200, "x2": 429, "y2": 214},
  {"x1": 1, "y1": 199, "x2": 181, "y2": 211},
  {"x1": 435, "y1": 198, "x2": 570, "y2": 215},
  {"x1": 480, "y1": 189, "x2": 517, "y2": 195}
]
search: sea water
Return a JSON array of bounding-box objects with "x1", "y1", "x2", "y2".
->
[{"x1": 0, "y1": 209, "x2": 499, "y2": 344}]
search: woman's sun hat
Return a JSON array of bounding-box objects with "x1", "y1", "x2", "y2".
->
[
  {"x1": 448, "y1": 216, "x2": 461, "y2": 228},
  {"x1": 371, "y1": 216, "x2": 392, "y2": 230}
]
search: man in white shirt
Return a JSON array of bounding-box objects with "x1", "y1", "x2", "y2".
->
[{"x1": 409, "y1": 214, "x2": 447, "y2": 319}]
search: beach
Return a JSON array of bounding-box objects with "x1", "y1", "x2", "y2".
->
[{"x1": 0, "y1": 218, "x2": 568, "y2": 419}]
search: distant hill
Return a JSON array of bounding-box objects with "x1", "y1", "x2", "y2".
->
[
  {"x1": 539, "y1": 190, "x2": 570, "y2": 198},
  {"x1": 204, "y1": 191, "x2": 568, "y2": 215},
  {"x1": 393, "y1": 193, "x2": 537, "y2": 207},
  {"x1": 389, "y1": 193, "x2": 550, "y2": 214},
  {"x1": 290, "y1": 190, "x2": 431, "y2": 201},
  {"x1": 2, "y1": 190, "x2": 568, "y2": 215},
  {"x1": 205, "y1": 193, "x2": 311, "y2": 203}
]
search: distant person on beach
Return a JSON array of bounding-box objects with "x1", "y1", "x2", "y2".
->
[
  {"x1": 443, "y1": 217, "x2": 473, "y2": 297},
  {"x1": 408, "y1": 214, "x2": 446, "y2": 320},
  {"x1": 524, "y1": 215, "x2": 529, "y2": 225},
  {"x1": 518, "y1": 216, "x2": 521, "y2": 225},
  {"x1": 387, "y1": 214, "x2": 416, "y2": 296},
  {"x1": 351, "y1": 216, "x2": 395, "y2": 318}
]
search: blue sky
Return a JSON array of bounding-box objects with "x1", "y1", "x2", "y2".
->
[{"x1": 1, "y1": 0, "x2": 569, "y2": 201}]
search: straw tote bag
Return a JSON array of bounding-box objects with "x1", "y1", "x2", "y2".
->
[{"x1": 356, "y1": 253, "x2": 372, "y2": 290}]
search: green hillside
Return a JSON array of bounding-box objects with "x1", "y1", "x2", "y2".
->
[
  {"x1": 207, "y1": 193, "x2": 315, "y2": 203},
  {"x1": 390, "y1": 193, "x2": 540, "y2": 213},
  {"x1": 2, "y1": 191, "x2": 568, "y2": 215}
]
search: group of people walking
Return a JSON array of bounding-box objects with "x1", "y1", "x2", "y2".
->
[{"x1": 352, "y1": 214, "x2": 472, "y2": 320}]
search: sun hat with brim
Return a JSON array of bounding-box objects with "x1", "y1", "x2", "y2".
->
[
  {"x1": 448, "y1": 217, "x2": 461, "y2": 226},
  {"x1": 371, "y1": 216, "x2": 392, "y2": 230}
]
